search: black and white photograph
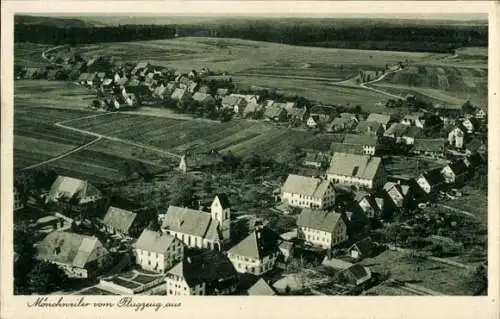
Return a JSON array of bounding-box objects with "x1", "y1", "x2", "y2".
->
[{"x1": 1, "y1": 1, "x2": 497, "y2": 313}]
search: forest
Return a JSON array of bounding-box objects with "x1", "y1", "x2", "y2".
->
[{"x1": 14, "y1": 15, "x2": 488, "y2": 53}]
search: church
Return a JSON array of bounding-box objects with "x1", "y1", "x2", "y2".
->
[{"x1": 160, "y1": 195, "x2": 231, "y2": 251}]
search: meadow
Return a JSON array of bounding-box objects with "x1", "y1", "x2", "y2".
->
[{"x1": 14, "y1": 43, "x2": 52, "y2": 67}]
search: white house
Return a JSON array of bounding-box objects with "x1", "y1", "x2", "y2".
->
[
  {"x1": 281, "y1": 174, "x2": 335, "y2": 210},
  {"x1": 448, "y1": 126, "x2": 466, "y2": 149},
  {"x1": 401, "y1": 113, "x2": 425, "y2": 128},
  {"x1": 326, "y1": 153, "x2": 385, "y2": 190},
  {"x1": 134, "y1": 230, "x2": 185, "y2": 273},
  {"x1": 227, "y1": 226, "x2": 281, "y2": 275},
  {"x1": 46, "y1": 176, "x2": 102, "y2": 205},
  {"x1": 161, "y1": 195, "x2": 231, "y2": 250},
  {"x1": 296, "y1": 209, "x2": 347, "y2": 249}
]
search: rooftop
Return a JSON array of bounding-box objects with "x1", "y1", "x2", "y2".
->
[
  {"x1": 327, "y1": 153, "x2": 382, "y2": 180},
  {"x1": 297, "y1": 209, "x2": 343, "y2": 233}
]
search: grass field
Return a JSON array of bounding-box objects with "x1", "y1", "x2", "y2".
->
[
  {"x1": 66, "y1": 112, "x2": 334, "y2": 162},
  {"x1": 14, "y1": 43, "x2": 52, "y2": 67},
  {"x1": 443, "y1": 186, "x2": 488, "y2": 225},
  {"x1": 360, "y1": 249, "x2": 476, "y2": 295}
]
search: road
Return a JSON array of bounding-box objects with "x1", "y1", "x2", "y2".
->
[
  {"x1": 358, "y1": 67, "x2": 405, "y2": 99},
  {"x1": 41, "y1": 45, "x2": 67, "y2": 66},
  {"x1": 22, "y1": 136, "x2": 102, "y2": 171}
]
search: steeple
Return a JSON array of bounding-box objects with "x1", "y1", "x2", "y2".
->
[
  {"x1": 211, "y1": 194, "x2": 231, "y2": 242},
  {"x1": 178, "y1": 155, "x2": 187, "y2": 173}
]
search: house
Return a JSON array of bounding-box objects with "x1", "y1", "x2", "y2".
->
[
  {"x1": 14, "y1": 186, "x2": 23, "y2": 212},
  {"x1": 448, "y1": 126, "x2": 466, "y2": 149},
  {"x1": 134, "y1": 229, "x2": 185, "y2": 273},
  {"x1": 287, "y1": 106, "x2": 307, "y2": 122},
  {"x1": 216, "y1": 88, "x2": 230, "y2": 97},
  {"x1": 187, "y1": 80, "x2": 198, "y2": 93},
  {"x1": 152, "y1": 84, "x2": 168, "y2": 100},
  {"x1": 221, "y1": 95, "x2": 247, "y2": 113},
  {"x1": 401, "y1": 126, "x2": 423, "y2": 145},
  {"x1": 383, "y1": 182, "x2": 411, "y2": 209},
  {"x1": 132, "y1": 61, "x2": 150, "y2": 75},
  {"x1": 242, "y1": 102, "x2": 262, "y2": 118},
  {"x1": 354, "y1": 121, "x2": 385, "y2": 137},
  {"x1": 327, "y1": 153, "x2": 385, "y2": 190},
  {"x1": 264, "y1": 104, "x2": 287, "y2": 122},
  {"x1": 278, "y1": 240, "x2": 294, "y2": 264},
  {"x1": 23, "y1": 67, "x2": 41, "y2": 79},
  {"x1": 411, "y1": 139, "x2": 446, "y2": 158},
  {"x1": 465, "y1": 137, "x2": 486, "y2": 155},
  {"x1": 246, "y1": 278, "x2": 277, "y2": 296},
  {"x1": 36, "y1": 231, "x2": 110, "y2": 279},
  {"x1": 414, "y1": 168, "x2": 444, "y2": 197},
  {"x1": 86, "y1": 73, "x2": 98, "y2": 86},
  {"x1": 77, "y1": 72, "x2": 89, "y2": 85},
  {"x1": 307, "y1": 115, "x2": 329, "y2": 128},
  {"x1": 198, "y1": 85, "x2": 210, "y2": 94},
  {"x1": 165, "y1": 250, "x2": 238, "y2": 295},
  {"x1": 384, "y1": 123, "x2": 409, "y2": 142},
  {"x1": 101, "y1": 206, "x2": 148, "y2": 238},
  {"x1": 281, "y1": 174, "x2": 335, "y2": 210},
  {"x1": 354, "y1": 191, "x2": 378, "y2": 219},
  {"x1": 227, "y1": 225, "x2": 281, "y2": 275},
  {"x1": 342, "y1": 134, "x2": 379, "y2": 156},
  {"x1": 192, "y1": 92, "x2": 215, "y2": 105},
  {"x1": 296, "y1": 209, "x2": 347, "y2": 249},
  {"x1": 230, "y1": 94, "x2": 261, "y2": 104},
  {"x1": 46, "y1": 176, "x2": 102, "y2": 205},
  {"x1": 475, "y1": 108, "x2": 487, "y2": 120},
  {"x1": 336, "y1": 264, "x2": 372, "y2": 286},
  {"x1": 461, "y1": 118, "x2": 479, "y2": 134},
  {"x1": 327, "y1": 116, "x2": 358, "y2": 132},
  {"x1": 366, "y1": 113, "x2": 391, "y2": 129},
  {"x1": 441, "y1": 160, "x2": 469, "y2": 184},
  {"x1": 171, "y1": 88, "x2": 191, "y2": 102},
  {"x1": 303, "y1": 152, "x2": 329, "y2": 169},
  {"x1": 348, "y1": 237, "x2": 374, "y2": 260},
  {"x1": 401, "y1": 112, "x2": 425, "y2": 128},
  {"x1": 161, "y1": 195, "x2": 231, "y2": 250}
]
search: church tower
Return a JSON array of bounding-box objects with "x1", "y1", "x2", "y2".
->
[{"x1": 211, "y1": 194, "x2": 231, "y2": 242}]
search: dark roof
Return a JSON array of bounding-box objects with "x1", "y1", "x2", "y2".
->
[
  {"x1": 403, "y1": 126, "x2": 423, "y2": 138},
  {"x1": 423, "y1": 168, "x2": 445, "y2": 186},
  {"x1": 214, "y1": 194, "x2": 230, "y2": 209},
  {"x1": 228, "y1": 226, "x2": 281, "y2": 259},
  {"x1": 343, "y1": 134, "x2": 378, "y2": 146},
  {"x1": 466, "y1": 138, "x2": 485, "y2": 153},
  {"x1": 135, "y1": 230, "x2": 177, "y2": 253},
  {"x1": 162, "y1": 206, "x2": 221, "y2": 241},
  {"x1": 448, "y1": 160, "x2": 468, "y2": 175},
  {"x1": 348, "y1": 237, "x2": 373, "y2": 257},
  {"x1": 355, "y1": 121, "x2": 383, "y2": 134},
  {"x1": 168, "y1": 251, "x2": 237, "y2": 287},
  {"x1": 297, "y1": 209, "x2": 343, "y2": 233},
  {"x1": 413, "y1": 139, "x2": 446, "y2": 153}
]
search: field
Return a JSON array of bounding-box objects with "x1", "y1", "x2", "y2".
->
[
  {"x1": 15, "y1": 80, "x2": 96, "y2": 110},
  {"x1": 376, "y1": 63, "x2": 487, "y2": 106},
  {"x1": 14, "y1": 43, "x2": 52, "y2": 67},
  {"x1": 65, "y1": 112, "x2": 334, "y2": 162},
  {"x1": 14, "y1": 106, "x2": 96, "y2": 169},
  {"x1": 360, "y1": 250, "x2": 477, "y2": 295},
  {"x1": 443, "y1": 186, "x2": 488, "y2": 225}
]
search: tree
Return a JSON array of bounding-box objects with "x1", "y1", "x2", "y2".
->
[
  {"x1": 461, "y1": 100, "x2": 476, "y2": 115},
  {"x1": 26, "y1": 260, "x2": 69, "y2": 294}
]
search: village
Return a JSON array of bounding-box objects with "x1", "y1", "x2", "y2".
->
[{"x1": 13, "y1": 45, "x2": 488, "y2": 296}]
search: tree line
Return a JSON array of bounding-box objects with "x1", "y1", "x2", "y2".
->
[{"x1": 14, "y1": 24, "x2": 177, "y2": 45}]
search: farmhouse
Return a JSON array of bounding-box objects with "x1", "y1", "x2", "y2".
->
[
  {"x1": 441, "y1": 160, "x2": 469, "y2": 184},
  {"x1": 366, "y1": 113, "x2": 391, "y2": 129},
  {"x1": 337, "y1": 264, "x2": 372, "y2": 286},
  {"x1": 342, "y1": 134, "x2": 379, "y2": 156},
  {"x1": 192, "y1": 92, "x2": 215, "y2": 105},
  {"x1": 296, "y1": 209, "x2": 347, "y2": 249},
  {"x1": 354, "y1": 121, "x2": 384, "y2": 137},
  {"x1": 46, "y1": 176, "x2": 102, "y2": 205},
  {"x1": 221, "y1": 95, "x2": 247, "y2": 113},
  {"x1": 327, "y1": 116, "x2": 358, "y2": 133},
  {"x1": 414, "y1": 168, "x2": 444, "y2": 197},
  {"x1": 165, "y1": 251, "x2": 238, "y2": 296},
  {"x1": 401, "y1": 126, "x2": 423, "y2": 145},
  {"x1": 448, "y1": 126, "x2": 466, "y2": 149},
  {"x1": 171, "y1": 88, "x2": 190, "y2": 102},
  {"x1": 303, "y1": 152, "x2": 329, "y2": 169},
  {"x1": 281, "y1": 174, "x2": 335, "y2": 210},
  {"x1": 401, "y1": 112, "x2": 426, "y2": 128},
  {"x1": 230, "y1": 93, "x2": 261, "y2": 104},
  {"x1": 161, "y1": 195, "x2": 231, "y2": 250},
  {"x1": 101, "y1": 206, "x2": 148, "y2": 239},
  {"x1": 134, "y1": 229, "x2": 185, "y2": 273},
  {"x1": 227, "y1": 225, "x2": 281, "y2": 275},
  {"x1": 383, "y1": 182, "x2": 411, "y2": 209},
  {"x1": 411, "y1": 139, "x2": 446, "y2": 158},
  {"x1": 348, "y1": 237, "x2": 374, "y2": 260},
  {"x1": 242, "y1": 102, "x2": 262, "y2": 118},
  {"x1": 327, "y1": 153, "x2": 384, "y2": 190},
  {"x1": 384, "y1": 123, "x2": 409, "y2": 142},
  {"x1": 36, "y1": 231, "x2": 110, "y2": 279},
  {"x1": 287, "y1": 106, "x2": 307, "y2": 122},
  {"x1": 354, "y1": 191, "x2": 379, "y2": 219},
  {"x1": 264, "y1": 104, "x2": 287, "y2": 122},
  {"x1": 246, "y1": 278, "x2": 277, "y2": 296}
]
